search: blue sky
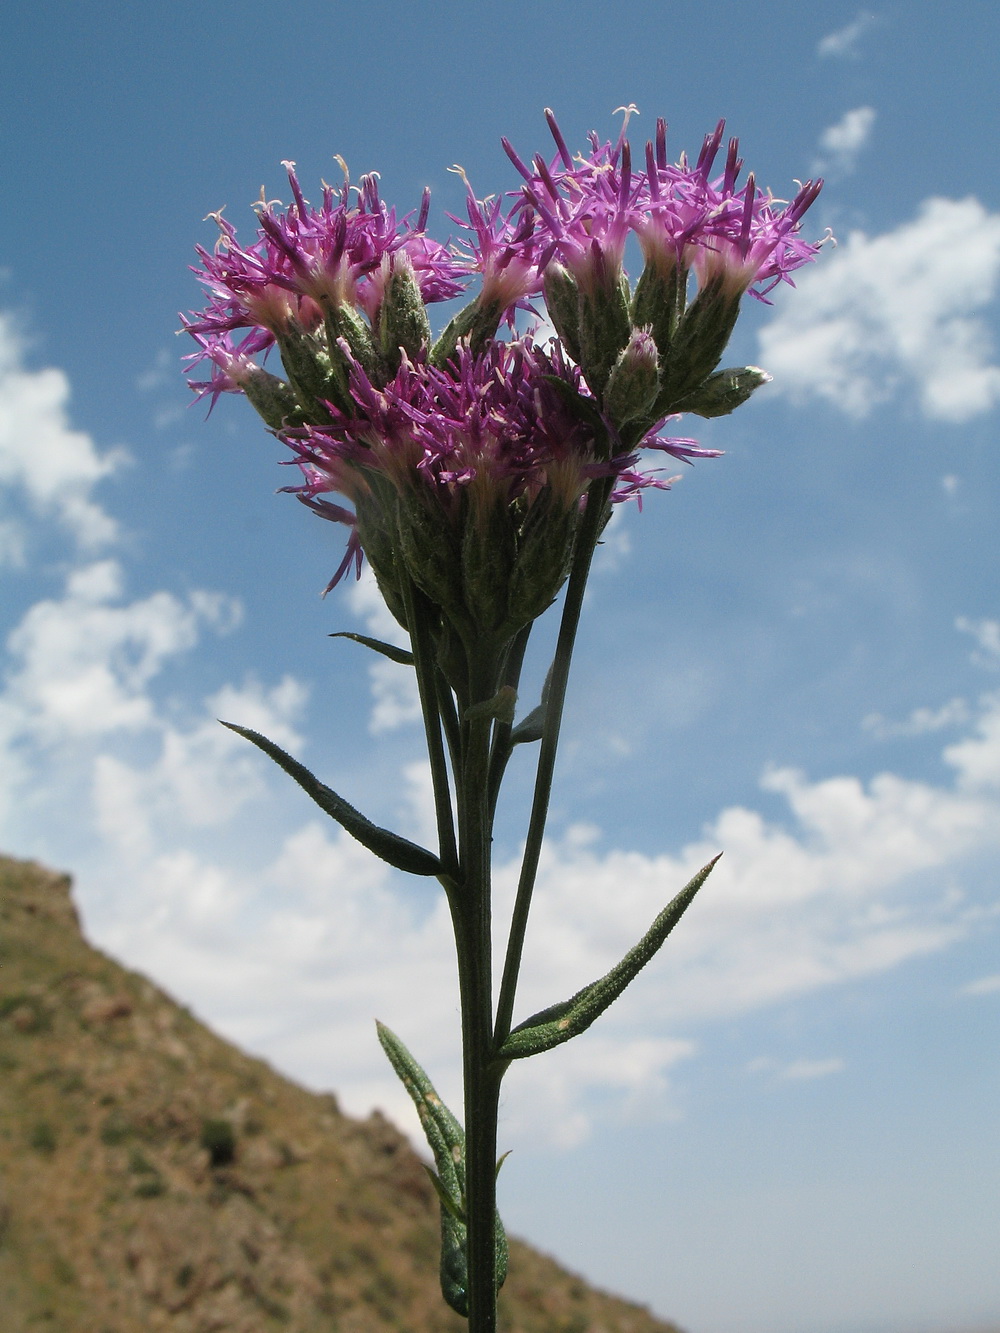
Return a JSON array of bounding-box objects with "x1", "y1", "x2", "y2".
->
[{"x1": 2, "y1": 4, "x2": 999, "y2": 1332}]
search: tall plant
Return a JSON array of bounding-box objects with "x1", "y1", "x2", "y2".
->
[{"x1": 184, "y1": 108, "x2": 822, "y2": 1332}]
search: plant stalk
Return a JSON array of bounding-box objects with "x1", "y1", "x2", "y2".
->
[
  {"x1": 493, "y1": 477, "x2": 614, "y2": 1049},
  {"x1": 453, "y1": 646, "x2": 504, "y2": 1333}
]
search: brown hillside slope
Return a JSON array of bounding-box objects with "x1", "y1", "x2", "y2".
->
[{"x1": 0, "y1": 855, "x2": 684, "y2": 1333}]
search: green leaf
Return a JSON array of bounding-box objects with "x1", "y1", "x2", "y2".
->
[
  {"x1": 329, "y1": 631, "x2": 414, "y2": 666},
  {"x1": 220, "y1": 722, "x2": 440, "y2": 877},
  {"x1": 510, "y1": 659, "x2": 554, "y2": 746},
  {"x1": 423, "y1": 1164, "x2": 466, "y2": 1223},
  {"x1": 498, "y1": 855, "x2": 720, "y2": 1062},
  {"x1": 510, "y1": 703, "x2": 545, "y2": 745},
  {"x1": 464, "y1": 685, "x2": 517, "y2": 725},
  {"x1": 377, "y1": 1022, "x2": 508, "y2": 1317}
]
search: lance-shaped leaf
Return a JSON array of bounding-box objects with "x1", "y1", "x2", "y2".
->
[
  {"x1": 220, "y1": 722, "x2": 440, "y2": 877},
  {"x1": 510, "y1": 659, "x2": 555, "y2": 747},
  {"x1": 498, "y1": 855, "x2": 720, "y2": 1062},
  {"x1": 510, "y1": 702, "x2": 545, "y2": 746},
  {"x1": 464, "y1": 685, "x2": 517, "y2": 725},
  {"x1": 329, "y1": 631, "x2": 415, "y2": 666},
  {"x1": 377, "y1": 1022, "x2": 508, "y2": 1316}
]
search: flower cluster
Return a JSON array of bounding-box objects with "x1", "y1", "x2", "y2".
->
[
  {"x1": 183, "y1": 109, "x2": 821, "y2": 644},
  {"x1": 285, "y1": 338, "x2": 711, "y2": 639}
]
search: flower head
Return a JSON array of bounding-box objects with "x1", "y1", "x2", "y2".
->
[
  {"x1": 500, "y1": 110, "x2": 823, "y2": 407},
  {"x1": 184, "y1": 162, "x2": 467, "y2": 386},
  {"x1": 183, "y1": 111, "x2": 821, "y2": 640},
  {"x1": 280, "y1": 336, "x2": 701, "y2": 636}
]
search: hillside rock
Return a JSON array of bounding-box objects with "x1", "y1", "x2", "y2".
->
[{"x1": 0, "y1": 855, "x2": 684, "y2": 1333}]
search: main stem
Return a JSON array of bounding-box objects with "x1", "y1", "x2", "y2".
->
[{"x1": 455, "y1": 650, "x2": 503, "y2": 1333}]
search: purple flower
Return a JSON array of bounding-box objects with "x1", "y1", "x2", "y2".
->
[
  {"x1": 447, "y1": 171, "x2": 547, "y2": 319},
  {"x1": 286, "y1": 338, "x2": 618, "y2": 515},
  {"x1": 182, "y1": 112, "x2": 822, "y2": 620},
  {"x1": 505, "y1": 109, "x2": 823, "y2": 303},
  {"x1": 184, "y1": 162, "x2": 467, "y2": 374},
  {"x1": 279, "y1": 338, "x2": 711, "y2": 622},
  {"x1": 502, "y1": 108, "x2": 641, "y2": 299}
]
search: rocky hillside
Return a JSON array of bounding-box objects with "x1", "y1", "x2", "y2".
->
[{"x1": 0, "y1": 854, "x2": 683, "y2": 1333}]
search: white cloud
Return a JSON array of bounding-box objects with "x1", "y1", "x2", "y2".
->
[
  {"x1": 502, "y1": 1035, "x2": 695, "y2": 1149},
  {"x1": 961, "y1": 973, "x2": 1000, "y2": 995},
  {"x1": 758, "y1": 197, "x2": 1000, "y2": 422},
  {"x1": 0, "y1": 560, "x2": 241, "y2": 744},
  {"x1": 747, "y1": 1056, "x2": 846, "y2": 1081},
  {"x1": 956, "y1": 616, "x2": 1000, "y2": 668},
  {"x1": 0, "y1": 312, "x2": 126, "y2": 554},
  {"x1": 814, "y1": 107, "x2": 876, "y2": 175},
  {"x1": 863, "y1": 698, "x2": 970, "y2": 740},
  {"x1": 943, "y1": 691, "x2": 1000, "y2": 789},
  {"x1": 93, "y1": 676, "x2": 308, "y2": 857},
  {"x1": 64, "y1": 686, "x2": 1000, "y2": 1150},
  {"x1": 345, "y1": 568, "x2": 421, "y2": 733},
  {"x1": 817, "y1": 12, "x2": 878, "y2": 59},
  {"x1": 779, "y1": 1057, "x2": 846, "y2": 1081}
]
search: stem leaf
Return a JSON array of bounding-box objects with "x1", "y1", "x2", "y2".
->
[
  {"x1": 329, "y1": 631, "x2": 415, "y2": 666},
  {"x1": 510, "y1": 703, "x2": 545, "y2": 746},
  {"x1": 220, "y1": 721, "x2": 441, "y2": 876},
  {"x1": 498, "y1": 855, "x2": 720, "y2": 1062},
  {"x1": 377, "y1": 1023, "x2": 508, "y2": 1317}
]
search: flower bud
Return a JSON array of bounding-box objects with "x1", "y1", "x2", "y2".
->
[
  {"x1": 276, "y1": 323, "x2": 346, "y2": 419},
  {"x1": 430, "y1": 296, "x2": 504, "y2": 368},
  {"x1": 378, "y1": 251, "x2": 432, "y2": 373},
  {"x1": 393, "y1": 489, "x2": 468, "y2": 630},
  {"x1": 604, "y1": 329, "x2": 660, "y2": 429},
  {"x1": 631, "y1": 249, "x2": 687, "y2": 362},
  {"x1": 577, "y1": 268, "x2": 632, "y2": 399},
  {"x1": 654, "y1": 276, "x2": 742, "y2": 414},
  {"x1": 541, "y1": 262, "x2": 582, "y2": 363},
  {"x1": 324, "y1": 301, "x2": 379, "y2": 385},
  {"x1": 676, "y1": 365, "x2": 771, "y2": 418},
  {"x1": 352, "y1": 477, "x2": 410, "y2": 628},
  {"x1": 461, "y1": 491, "x2": 517, "y2": 637},
  {"x1": 504, "y1": 492, "x2": 578, "y2": 635},
  {"x1": 241, "y1": 367, "x2": 303, "y2": 430}
]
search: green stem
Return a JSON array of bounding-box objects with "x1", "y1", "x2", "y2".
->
[
  {"x1": 401, "y1": 576, "x2": 459, "y2": 879},
  {"x1": 486, "y1": 621, "x2": 533, "y2": 822},
  {"x1": 492, "y1": 478, "x2": 614, "y2": 1050},
  {"x1": 454, "y1": 648, "x2": 503, "y2": 1333}
]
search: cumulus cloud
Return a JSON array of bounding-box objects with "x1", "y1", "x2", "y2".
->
[
  {"x1": 863, "y1": 698, "x2": 970, "y2": 740},
  {"x1": 58, "y1": 683, "x2": 1000, "y2": 1149},
  {"x1": 0, "y1": 560, "x2": 241, "y2": 745},
  {"x1": 961, "y1": 973, "x2": 1000, "y2": 996},
  {"x1": 747, "y1": 1056, "x2": 846, "y2": 1081},
  {"x1": 346, "y1": 568, "x2": 421, "y2": 733},
  {"x1": 758, "y1": 198, "x2": 1000, "y2": 421},
  {"x1": 3, "y1": 539, "x2": 997, "y2": 1147},
  {"x1": 0, "y1": 313, "x2": 126, "y2": 556},
  {"x1": 814, "y1": 107, "x2": 876, "y2": 175},
  {"x1": 817, "y1": 12, "x2": 878, "y2": 59},
  {"x1": 956, "y1": 616, "x2": 1000, "y2": 668},
  {"x1": 93, "y1": 676, "x2": 308, "y2": 858}
]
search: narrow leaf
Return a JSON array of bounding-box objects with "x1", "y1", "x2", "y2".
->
[
  {"x1": 498, "y1": 856, "x2": 720, "y2": 1062},
  {"x1": 329, "y1": 631, "x2": 414, "y2": 666},
  {"x1": 464, "y1": 685, "x2": 517, "y2": 725},
  {"x1": 377, "y1": 1022, "x2": 508, "y2": 1316},
  {"x1": 220, "y1": 722, "x2": 440, "y2": 877},
  {"x1": 510, "y1": 703, "x2": 545, "y2": 745},
  {"x1": 423, "y1": 1165, "x2": 466, "y2": 1223}
]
